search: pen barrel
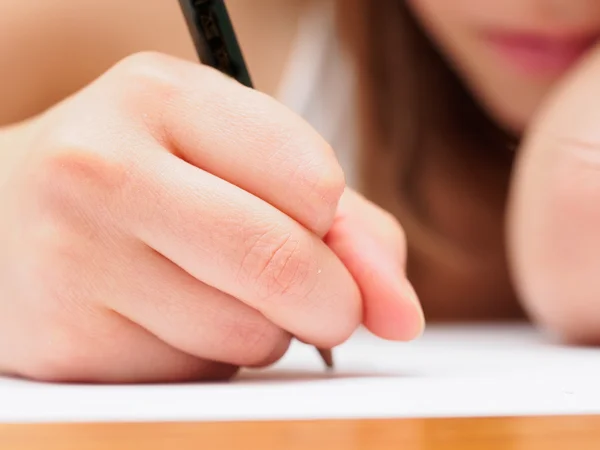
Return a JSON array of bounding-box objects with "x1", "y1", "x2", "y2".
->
[{"x1": 177, "y1": 0, "x2": 253, "y2": 87}]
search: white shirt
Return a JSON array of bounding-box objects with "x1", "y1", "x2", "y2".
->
[{"x1": 275, "y1": 1, "x2": 360, "y2": 189}]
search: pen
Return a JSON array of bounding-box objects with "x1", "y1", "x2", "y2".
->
[{"x1": 177, "y1": 0, "x2": 334, "y2": 370}]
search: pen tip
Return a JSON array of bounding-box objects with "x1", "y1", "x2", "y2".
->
[{"x1": 317, "y1": 348, "x2": 334, "y2": 369}]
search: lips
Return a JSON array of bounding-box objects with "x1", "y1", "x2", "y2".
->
[{"x1": 484, "y1": 31, "x2": 600, "y2": 76}]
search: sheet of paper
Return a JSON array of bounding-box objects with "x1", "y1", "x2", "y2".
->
[{"x1": 2, "y1": 322, "x2": 600, "y2": 423}]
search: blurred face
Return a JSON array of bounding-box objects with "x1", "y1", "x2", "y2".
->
[{"x1": 407, "y1": 0, "x2": 600, "y2": 133}]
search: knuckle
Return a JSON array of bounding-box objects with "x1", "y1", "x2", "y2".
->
[
  {"x1": 110, "y1": 52, "x2": 181, "y2": 109},
  {"x1": 295, "y1": 154, "x2": 346, "y2": 234},
  {"x1": 225, "y1": 318, "x2": 290, "y2": 366},
  {"x1": 33, "y1": 148, "x2": 121, "y2": 221},
  {"x1": 240, "y1": 225, "x2": 316, "y2": 305},
  {"x1": 254, "y1": 334, "x2": 291, "y2": 367},
  {"x1": 305, "y1": 154, "x2": 346, "y2": 210},
  {"x1": 30, "y1": 127, "x2": 138, "y2": 225},
  {"x1": 114, "y1": 51, "x2": 174, "y2": 82},
  {"x1": 236, "y1": 95, "x2": 345, "y2": 232}
]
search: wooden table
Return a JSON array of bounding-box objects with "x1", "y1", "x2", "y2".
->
[{"x1": 1, "y1": 416, "x2": 599, "y2": 449}]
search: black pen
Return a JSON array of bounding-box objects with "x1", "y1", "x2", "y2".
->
[{"x1": 177, "y1": 0, "x2": 334, "y2": 370}]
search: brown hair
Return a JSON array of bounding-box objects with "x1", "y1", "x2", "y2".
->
[{"x1": 337, "y1": 1, "x2": 524, "y2": 319}]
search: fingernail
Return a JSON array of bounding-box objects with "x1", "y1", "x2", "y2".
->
[
  {"x1": 402, "y1": 277, "x2": 420, "y2": 307},
  {"x1": 378, "y1": 241, "x2": 424, "y2": 327},
  {"x1": 400, "y1": 278, "x2": 426, "y2": 339}
]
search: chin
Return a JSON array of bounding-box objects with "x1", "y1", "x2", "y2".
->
[{"x1": 481, "y1": 100, "x2": 531, "y2": 138}]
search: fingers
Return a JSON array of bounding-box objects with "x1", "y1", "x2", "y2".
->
[
  {"x1": 107, "y1": 244, "x2": 292, "y2": 368},
  {"x1": 13, "y1": 312, "x2": 237, "y2": 384},
  {"x1": 123, "y1": 145, "x2": 361, "y2": 349},
  {"x1": 508, "y1": 46, "x2": 600, "y2": 342},
  {"x1": 24, "y1": 51, "x2": 362, "y2": 376},
  {"x1": 104, "y1": 52, "x2": 361, "y2": 346},
  {"x1": 105, "y1": 52, "x2": 344, "y2": 238},
  {"x1": 325, "y1": 189, "x2": 425, "y2": 341}
]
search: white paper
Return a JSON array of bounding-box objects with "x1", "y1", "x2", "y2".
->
[{"x1": 2, "y1": 322, "x2": 600, "y2": 423}]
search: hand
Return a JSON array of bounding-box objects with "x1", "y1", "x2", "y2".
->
[
  {"x1": 326, "y1": 188, "x2": 424, "y2": 341},
  {"x1": 508, "y1": 45, "x2": 600, "y2": 344},
  {"x1": 0, "y1": 52, "x2": 423, "y2": 383}
]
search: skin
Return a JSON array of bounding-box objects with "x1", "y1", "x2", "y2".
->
[
  {"x1": 407, "y1": 0, "x2": 600, "y2": 132},
  {"x1": 0, "y1": 1, "x2": 422, "y2": 382},
  {"x1": 2, "y1": 0, "x2": 600, "y2": 382},
  {"x1": 408, "y1": 0, "x2": 600, "y2": 342}
]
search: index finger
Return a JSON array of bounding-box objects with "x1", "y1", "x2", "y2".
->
[{"x1": 109, "y1": 52, "x2": 345, "y2": 238}]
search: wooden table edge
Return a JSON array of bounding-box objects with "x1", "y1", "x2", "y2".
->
[{"x1": 2, "y1": 415, "x2": 600, "y2": 449}]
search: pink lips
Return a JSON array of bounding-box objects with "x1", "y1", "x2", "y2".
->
[{"x1": 484, "y1": 31, "x2": 599, "y2": 76}]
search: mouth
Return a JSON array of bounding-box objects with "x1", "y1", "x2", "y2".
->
[{"x1": 483, "y1": 30, "x2": 600, "y2": 77}]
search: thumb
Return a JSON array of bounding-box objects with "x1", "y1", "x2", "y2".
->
[{"x1": 325, "y1": 188, "x2": 425, "y2": 341}]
